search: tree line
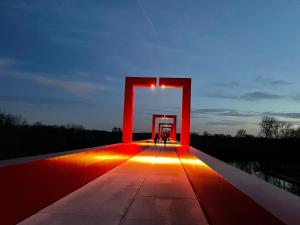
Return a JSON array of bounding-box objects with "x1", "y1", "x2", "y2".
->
[
  {"x1": 259, "y1": 116, "x2": 300, "y2": 138},
  {"x1": 200, "y1": 116, "x2": 300, "y2": 139},
  {"x1": 0, "y1": 111, "x2": 124, "y2": 160},
  {"x1": 1, "y1": 111, "x2": 300, "y2": 161}
]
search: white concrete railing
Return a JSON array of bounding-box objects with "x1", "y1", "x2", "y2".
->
[{"x1": 189, "y1": 146, "x2": 300, "y2": 225}]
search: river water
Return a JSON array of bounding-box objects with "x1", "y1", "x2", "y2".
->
[{"x1": 228, "y1": 161, "x2": 300, "y2": 196}]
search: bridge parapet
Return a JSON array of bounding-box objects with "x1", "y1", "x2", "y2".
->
[{"x1": 177, "y1": 146, "x2": 300, "y2": 225}]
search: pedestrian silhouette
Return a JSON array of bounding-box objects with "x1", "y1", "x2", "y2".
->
[
  {"x1": 154, "y1": 134, "x2": 159, "y2": 146},
  {"x1": 162, "y1": 133, "x2": 167, "y2": 146}
]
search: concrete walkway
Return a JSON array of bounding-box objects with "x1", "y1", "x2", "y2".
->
[{"x1": 18, "y1": 146, "x2": 209, "y2": 225}]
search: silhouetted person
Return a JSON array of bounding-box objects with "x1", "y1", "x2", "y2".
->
[
  {"x1": 154, "y1": 134, "x2": 159, "y2": 146},
  {"x1": 162, "y1": 134, "x2": 167, "y2": 146}
]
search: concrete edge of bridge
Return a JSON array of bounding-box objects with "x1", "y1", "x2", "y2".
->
[{"x1": 188, "y1": 146, "x2": 300, "y2": 225}]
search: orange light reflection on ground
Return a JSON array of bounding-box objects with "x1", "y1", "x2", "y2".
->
[
  {"x1": 47, "y1": 152, "x2": 128, "y2": 165},
  {"x1": 132, "y1": 156, "x2": 180, "y2": 164},
  {"x1": 137, "y1": 141, "x2": 181, "y2": 147}
]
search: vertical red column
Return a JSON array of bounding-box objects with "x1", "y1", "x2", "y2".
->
[
  {"x1": 151, "y1": 115, "x2": 155, "y2": 139},
  {"x1": 181, "y1": 79, "x2": 191, "y2": 145},
  {"x1": 122, "y1": 77, "x2": 134, "y2": 143}
]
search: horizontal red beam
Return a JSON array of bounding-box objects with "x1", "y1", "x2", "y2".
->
[
  {"x1": 126, "y1": 76, "x2": 157, "y2": 88},
  {"x1": 0, "y1": 143, "x2": 144, "y2": 225},
  {"x1": 159, "y1": 77, "x2": 191, "y2": 88},
  {"x1": 153, "y1": 114, "x2": 177, "y2": 118}
]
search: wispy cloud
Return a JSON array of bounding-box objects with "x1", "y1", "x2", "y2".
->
[
  {"x1": 192, "y1": 108, "x2": 258, "y2": 117},
  {"x1": 205, "y1": 120, "x2": 248, "y2": 126},
  {"x1": 103, "y1": 76, "x2": 121, "y2": 83},
  {"x1": 0, "y1": 95, "x2": 90, "y2": 106},
  {"x1": 192, "y1": 108, "x2": 300, "y2": 119},
  {"x1": 0, "y1": 69, "x2": 111, "y2": 96},
  {"x1": 255, "y1": 76, "x2": 293, "y2": 86},
  {"x1": 207, "y1": 91, "x2": 284, "y2": 101},
  {"x1": 265, "y1": 112, "x2": 300, "y2": 119},
  {"x1": 0, "y1": 57, "x2": 16, "y2": 68},
  {"x1": 212, "y1": 81, "x2": 241, "y2": 88},
  {"x1": 240, "y1": 91, "x2": 284, "y2": 100}
]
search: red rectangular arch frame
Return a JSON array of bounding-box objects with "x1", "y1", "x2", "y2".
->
[
  {"x1": 151, "y1": 114, "x2": 177, "y2": 141},
  {"x1": 158, "y1": 123, "x2": 174, "y2": 139}
]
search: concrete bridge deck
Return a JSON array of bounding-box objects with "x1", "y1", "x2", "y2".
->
[
  {"x1": 18, "y1": 146, "x2": 208, "y2": 225},
  {"x1": 1, "y1": 141, "x2": 299, "y2": 225}
]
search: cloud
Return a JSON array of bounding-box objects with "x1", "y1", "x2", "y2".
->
[
  {"x1": 30, "y1": 75, "x2": 108, "y2": 95},
  {"x1": 219, "y1": 111, "x2": 258, "y2": 117},
  {"x1": 103, "y1": 76, "x2": 122, "y2": 83},
  {"x1": 291, "y1": 95, "x2": 300, "y2": 102},
  {"x1": 255, "y1": 76, "x2": 293, "y2": 86},
  {"x1": 192, "y1": 108, "x2": 258, "y2": 117},
  {"x1": 0, "y1": 69, "x2": 110, "y2": 96},
  {"x1": 212, "y1": 81, "x2": 241, "y2": 88},
  {"x1": 206, "y1": 91, "x2": 284, "y2": 101},
  {"x1": 264, "y1": 112, "x2": 300, "y2": 119},
  {"x1": 0, "y1": 95, "x2": 90, "y2": 106},
  {"x1": 205, "y1": 93, "x2": 237, "y2": 99},
  {"x1": 192, "y1": 107, "x2": 300, "y2": 120},
  {"x1": 240, "y1": 91, "x2": 284, "y2": 101},
  {"x1": 0, "y1": 57, "x2": 16, "y2": 68},
  {"x1": 205, "y1": 120, "x2": 247, "y2": 126}
]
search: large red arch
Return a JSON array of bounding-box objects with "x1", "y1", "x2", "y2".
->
[{"x1": 122, "y1": 77, "x2": 191, "y2": 145}]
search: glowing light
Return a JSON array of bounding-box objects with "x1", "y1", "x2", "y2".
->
[
  {"x1": 161, "y1": 84, "x2": 166, "y2": 88},
  {"x1": 132, "y1": 156, "x2": 180, "y2": 164},
  {"x1": 136, "y1": 140, "x2": 181, "y2": 147},
  {"x1": 150, "y1": 84, "x2": 155, "y2": 88},
  {"x1": 47, "y1": 152, "x2": 128, "y2": 165}
]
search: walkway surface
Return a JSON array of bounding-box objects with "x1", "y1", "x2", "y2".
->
[{"x1": 18, "y1": 145, "x2": 209, "y2": 225}]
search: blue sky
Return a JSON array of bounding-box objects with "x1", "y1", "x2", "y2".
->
[{"x1": 1, "y1": 0, "x2": 300, "y2": 135}]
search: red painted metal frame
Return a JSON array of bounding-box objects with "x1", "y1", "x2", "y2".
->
[
  {"x1": 0, "y1": 143, "x2": 144, "y2": 225},
  {"x1": 123, "y1": 77, "x2": 191, "y2": 145},
  {"x1": 159, "y1": 78, "x2": 191, "y2": 145},
  {"x1": 151, "y1": 114, "x2": 177, "y2": 141},
  {"x1": 160, "y1": 126, "x2": 172, "y2": 139},
  {"x1": 122, "y1": 77, "x2": 157, "y2": 143},
  {"x1": 158, "y1": 123, "x2": 174, "y2": 139}
]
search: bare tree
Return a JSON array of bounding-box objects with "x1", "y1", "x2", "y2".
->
[
  {"x1": 279, "y1": 122, "x2": 293, "y2": 138},
  {"x1": 202, "y1": 131, "x2": 210, "y2": 136},
  {"x1": 273, "y1": 120, "x2": 281, "y2": 138},
  {"x1": 259, "y1": 116, "x2": 277, "y2": 138},
  {"x1": 236, "y1": 129, "x2": 246, "y2": 137},
  {"x1": 0, "y1": 111, "x2": 26, "y2": 126},
  {"x1": 272, "y1": 120, "x2": 293, "y2": 138}
]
